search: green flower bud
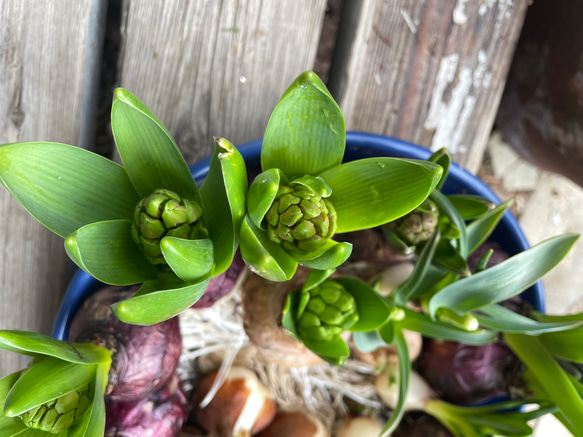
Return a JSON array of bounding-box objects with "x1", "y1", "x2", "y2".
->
[
  {"x1": 132, "y1": 188, "x2": 207, "y2": 265},
  {"x1": 297, "y1": 280, "x2": 358, "y2": 341},
  {"x1": 386, "y1": 199, "x2": 439, "y2": 246},
  {"x1": 265, "y1": 182, "x2": 337, "y2": 253},
  {"x1": 20, "y1": 384, "x2": 91, "y2": 433}
]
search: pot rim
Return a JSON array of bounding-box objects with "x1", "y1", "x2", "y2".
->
[{"x1": 53, "y1": 132, "x2": 544, "y2": 340}]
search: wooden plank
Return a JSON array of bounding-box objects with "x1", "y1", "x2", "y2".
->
[
  {"x1": 334, "y1": 0, "x2": 529, "y2": 173},
  {"x1": 118, "y1": 0, "x2": 328, "y2": 164},
  {"x1": 0, "y1": 1, "x2": 102, "y2": 373}
]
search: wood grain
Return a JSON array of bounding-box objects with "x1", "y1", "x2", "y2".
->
[
  {"x1": 118, "y1": 0, "x2": 328, "y2": 164},
  {"x1": 0, "y1": 1, "x2": 98, "y2": 373},
  {"x1": 337, "y1": 0, "x2": 529, "y2": 173}
]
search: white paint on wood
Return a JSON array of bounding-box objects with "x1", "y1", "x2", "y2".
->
[
  {"x1": 425, "y1": 50, "x2": 494, "y2": 154},
  {"x1": 400, "y1": 8, "x2": 418, "y2": 34},
  {"x1": 453, "y1": 0, "x2": 469, "y2": 25}
]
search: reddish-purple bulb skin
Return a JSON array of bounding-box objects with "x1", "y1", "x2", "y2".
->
[
  {"x1": 105, "y1": 374, "x2": 189, "y2": 437},
  {"x1": 69, "y1": 286, "x2": 182, "y2": 402},
  {"x1": 417, "y1": 339, "x2": 515, "y2": 404},
  {"x1": 192, "y1": 250, "x2": 245, "y2": 309}
]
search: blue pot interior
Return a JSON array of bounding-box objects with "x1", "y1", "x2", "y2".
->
[{"x1": 53, "y1": 132, "x2": 544, "y2": 340}]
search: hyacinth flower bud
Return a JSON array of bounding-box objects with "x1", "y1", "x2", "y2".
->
[
  {"x1": 385, "y1": 198, "x2": 439, "y2": 247},
  {"x1": 20, "y1": 384, "x2": 91, "y2": 433},
  {"x1": 131, "y1": 188, "x2": 207, "y2": 265},
  {"x1": 296, "y1": 280, "x2": 358, "y2": 342},
  {"x1": 265, "y1": 184, "x2": 337, "y2": 253}
]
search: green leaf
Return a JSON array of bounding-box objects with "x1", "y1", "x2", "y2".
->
[
  {"x1": 112, "y1": 276, "x2": 211, "y2": 325},
  {"x1": 65, "y1": 220, "x2": 156, "y2": 285},
  {"x1": 262, "y1": 71, "x2": 345, "y2": 178},
  {"x1": 474, "y1": 304, "x2": 582, "y2": 334},
  {"x1": 393, "y1": 229, "x2": 440, "y2": 306},
  {"x1": 200, "y1": 138, "x2": 247, "y2": 275},
  {"x1": 538, "y1": 328, "x2": 583, "y2": 362},
  {"x1": 0, "y1": 331, "x2": 111, "y2": 365},
  {"x1": 334, "y1": 278, "x2": 392, "y2": 331},
  {"x1": 302, "y1": 335, "x2": 350, "y2": 366},
  {"x1": 289, "y1": 175, "x2": 332, "y2": 197},
  {"x1": 466, "y1": 200, "x2": 512, "y2": 255},
  {"x1": 301, "y1": 269, "x2": 335, "y2": 293},
  {"x1": 5, "y1": 358, "x2": 95, "y2": 416},
  {"x1": 68, "y1": 364, "x2": 108, "y2": 437},
  {"x1": 161, "y1": 237, "x2": 214, "y2": 283},
  {"x1": 378, "y1": 321, "x2": 395, "y2": 345},
  {"x1": 239, "y1": 215, "x2": 297, "y2": 282},
  {"x1": 505, "y1": 333, "x2": 583, "y2": 436},
  {"x1": 447, "y1": 195, "x2": 494, "y2": 220},
  {"x1": 0, "y1": 372, "x2": 27, "y2": 437},
  {"x1": 431, "y1": 190, "x2": 468, "y2": 259},
  {"x1": 321, "y1": 158, "x2": 443, "y2": 233},
  {"x1": 290, "y1": 241, "x2": 352, "y2": 270},
  {"x1": 399, "y1": 309, "x2": 496, "y2": 345},
  {"x1": 246, "y1": 168, "x2": 287, "y2": 230},
  {"x1": 380, "y1": 328, "x2": 410, "y2": 436},
  {"x1": 0, "y1": 142, "x2": 139, "y2": 238},
  {"x1": 429, "y1": 234, "x2": 579, "y2": 317},
  {"x1": 474, "y1": 249, "x2": 492, "y2": 273},
  {"x1": 433, "y1": 239, "x2": 469, "y2": 277},
  {"x1": 353, "y1": 330, "x2": 388, "y2": 353},
  {"x1": 111, "y1": 88, "x2": 200, "y2": 202},
  {"x1": 428, "y1": 148, "x2": 450, "y2": 191}
]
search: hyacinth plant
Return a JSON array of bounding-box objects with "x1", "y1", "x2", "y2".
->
[
  {"x1": 0, "y1": 89, "x2": 247, "y2": 325},
  {"x1": 0, "y1": 331, "x2": 111, "y2": 437},
  {"x1": 240, "y1": 71, "x2": 444, "y2": 281}
]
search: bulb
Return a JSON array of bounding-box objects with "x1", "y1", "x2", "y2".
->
[
  {"x1": 336, "y1": 415, "x2": 384, "y2": 437},
  {"x1": 192, "y1": 366, "x2": 276, "y2": 437}
]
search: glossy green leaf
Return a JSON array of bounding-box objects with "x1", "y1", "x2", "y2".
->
[
  {"x1": 399, "y1": 309, "x2": 496, "y2": 345},
  {"x1": 433, "y1": 239, "x2": 469, "y2": 277},
  {"x1": 281, "y1": 290, "x2": 301, "y2": 340},
  {"x1": 200, "y1": 138, "x2": 247, "y2": 275},
  {"x1": 474, "y1": 249, "x2": 492, "y2": 273},
  {"x1": 335, "y1": 278, "x2": 392, "y2": 332},
  {"x1": 301, "y1": 269, "x2": 335, "y2": 293},
  {"x1": 447, "y1": 195, "x2": 494, "y2": 220},
  {"x1": 161, "y1": 237, "x2": 214, "y2": 283},
  {"x1": 0, "y1": 331, "x2": 111, "y2": 365},
  {"x1": 0, "y1": 372, "x2": 27, "y2": 437},
  {"x1": 0, "y1": 142, "x2": 139, "y2": 238},
  {"x1": 393, "y1": 229, "x2": 440, "y2": 306},
  {"x1": 68, "y1": 364, "x2": 108, "y2": 437},
  {"x1": 428, "y1": 148, "x2": 450, "y2": 191},
  {"x1": 431, "y1": 190, "x2": 468, "y2": 258},
  {"x1": 353, "y1": 330, "x2": 387, "y2": 353},
  {"x1": 505, "y1": 333, "x2": 583, "y2": 436},
  {"x1": 290, "y1": 241, "x2": 352, "y2": 270},
  {"x1": 289, "y1": 175, "x2": 332, "y2": 197},
  {"x1": 539, "y1": 328, "x2": 583, "y2": 362},
  {"x1": 112, "y1": 276, "x2": 211, "y2": 325},
  {"x1": 65, "y1": 220, "x2": 156, "y2": 285},
  {"x1": 429, "y1": 234, "x2": 579, "y2": 317},
  {"x1": 262, "y1": 71, "x2": 345, "y2": 178},
  {"x1": 321, "y1": 158, "x2": 443, "y2": 233},
  {"x1": 533, "y1": 311, "x2": 583, "y2": 323},
  {"x1": 246, "y1": 168, "x2": 286, "y2": 229},
  {"x1": 378, "y1": 321, "x2": 395, "y2": 345},
  {"x1": 380, "y1": 328, "x2": 410, "y2": 437},
  {"x1": 5, "y1": 358, "x2": 95, "y2": 416},
  {"x1": 466, "y1": 200, "x2": 512, "y2": 255},
  {"x1": 474, "y1": 304, "x2": 582, "y2": 334},
  {"x1": 302, "y1": 335, "x2": 350, "y2": 366},
  {"x1": 239, "y1": 215, "x2": 297, "y2": 282},
  {"x1": 111, "y1": 88, "x2": 200, "y2": 202}
]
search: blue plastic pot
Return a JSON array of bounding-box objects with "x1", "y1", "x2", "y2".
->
[{"x1": 53, "y1": 132, "x2": 544, "y2": 340}]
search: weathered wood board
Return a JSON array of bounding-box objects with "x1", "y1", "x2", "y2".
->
[
  {"x1": 0, "y1": 1, "x2": 101, "y2": 373},
  {"x1": 118, "y1": 0, "x2": 328, "y2": 164},
  {"x1": 335, "y1": 0, "x2": 529, "y2": 173}
]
